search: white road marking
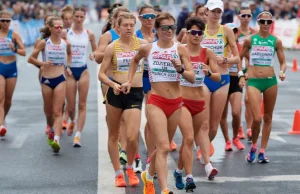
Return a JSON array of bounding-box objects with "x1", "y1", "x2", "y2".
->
[{"x1": 7, "y1": 132, "x2": 28, "y2": 148}]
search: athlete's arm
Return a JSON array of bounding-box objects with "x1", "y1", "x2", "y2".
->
[
  {"x1": 66, "y1": 41, "x2": 72, "y2": 67},
  {"x1": 95, "y1": 32, "x2": 112, "y2": 63},
  {"x1": 276, "y1": 38, "x2": 286, "y2": 81},
  {"x1": 224, "y1": 26, "x2": 240, "y2": 66},
  {"x1": 176, "y1": 28, "x2": 186, "y2": 43},
  {"x1": 13, "y1": 32, "x2": 26, "y2": 56},
  {"x1": 28, "y1": 40, "x2": 46, "y2": 68},
  {"x1": 178, "y1": 45, "x2": 195, "y2": 83},
  {"x1": 206, "y1": 48, "x2": 221, "y2": 82},
  {"x1": 181, "y1": 33, "x2": 188, "y2": 44},
  {"x1": 98, "y1": 43, "x2": 115, "y2": 88},
  {"x1": 34, "y1": 37, "x2": 41, "y2": 49},
  {"x1": 88, "y1": 31, "x2": 97, "y2": 52},
  {"x1": 240, "y1": 37, "x2": 251, "y2": 62},
  {"x1": 61, "y1": 29, "x2": 67, "y2": 40}
]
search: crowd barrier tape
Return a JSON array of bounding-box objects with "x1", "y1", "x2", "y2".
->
[{"x1": 10, "y1": 19, "x2": 44, "y2": 47}]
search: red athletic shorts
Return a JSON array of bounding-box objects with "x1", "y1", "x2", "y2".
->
[
  {"x1": 147, "y1": 94, "x2": 183, "y2": 118},
  {"x1": 182, "y1": 98, "x2": 206, "y2": 116}
]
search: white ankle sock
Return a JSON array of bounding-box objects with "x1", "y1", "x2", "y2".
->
[
  {"x1": 186, "y1": 174, "x2": 193, "y2": 179},
  {"x1": 126, "y1": 164, "x2": 133, "y2": 169},
  {"x1": 75, "y1": 131, "x2": 81, "y2": 138},
  {"x1": 176, "y1": 168, "x2": 183, "y2": 174},
  {"x1": 146, "y1": 171, "x2": 154, "y2": 181},
  {"x1": 115, "y1": 170, "x2": 122, "y2": 177},
  {"x1": 54, "y1": 135, "x2": 60, "y2": 143}
]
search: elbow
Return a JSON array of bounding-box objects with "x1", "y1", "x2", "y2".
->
[
  {"x1": 188, "y1": 74, "x2": 196, "y2": 84},
  {"x1": 20, "y1": 51, "x2": 26, "y2": 56},
  {"x1": 28, "y1": 57, "x2": 32, "y2": 64}
]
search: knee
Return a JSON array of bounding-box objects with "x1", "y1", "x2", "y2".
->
[
  {"x1": 184, "y1": 136, "x2": 194, "y2": 147},
  {"x1": 108, "y1": 131, "x2": 120, "y2": 142},
  {"x1": 200, "y1": 122, "x2": 209, "y2": 132},
  {"x1": 232, "y1": 111, "x2": 241, "y2": 121},
  {"x1": 157, "y1": 143, "x2": 170, "y2": 154},
  {"x1": 127, "y1": 136, "x2": 138, "y2": 147},
  {"x1": 253, "y1": 116, "x2": 262, "y2": 126},
  {"x1": 263, "y1": 114, "x2": 273, "y2": 124},
  {"x1": 78, "y1": 102, "x2": 86, "y2": 112},
  {"x1": 53, "y1": 110, "x2": 62, "y2": 118}
]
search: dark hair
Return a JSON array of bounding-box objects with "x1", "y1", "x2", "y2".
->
[
  {"x1": 40, "y1": 16, "x2": 62, "y2": 39},
  {"x1": 153, "y1": 5, "x2": 162, "y2": 13},
  {"x1": 73, "y1": 6, "x2": 86, "y2": 15},
  {"x1": 154, "y1": 12, "x2": 176, "y2": 29},
  {"x1": 102, "y1": 3, "x2": 123, "y2": 34},
  {"x1": 138, "y1": 4, "x2": 154, "y2": 15},
  {"x1": 102, "y1": 6, "x2": 130, "y2": 34},
  {"x1": 185, "y1": 17, "x2": 205, "y2": 31},
  {"x1": 61, "y1": 5, "x2": 73, "y2": 19},
  {"x1": 195, "y1": 4, "x2": 205, "y2": 15},
  {"x1": 238, "y1": 6, "x2": 251, "y2": 14},
  {"x1": 108, "y1": 3, "x2": 123, "y2": 14},
  {"x1": 188, "y1": 11, "x2": 195, "y2": 18}
]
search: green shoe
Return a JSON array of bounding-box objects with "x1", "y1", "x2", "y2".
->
[
  {"x1": 119, "y1": 150, "x2": 127, "y2": 165},
  {"x1": 47, "y1": 132, "x2": 54, "y2": 145},
  {"x1": 51, "y1": 140, "x2": 60, "y2": 153},
  {"x1": 118, "y1": 142, "x2": 122, "y2": 152}
]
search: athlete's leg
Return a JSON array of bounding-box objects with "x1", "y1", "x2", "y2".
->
[
  {"x1": 0, "y1": 76, "x2": 5, "y2": 126},
  {"x1": 66, "y1": 75, "x2": 77, "y2": 135},
  {"x1": 4, "y1": 77, "x2": 17, "y2": 119},
  {"x1": 220, "y1": 98, "x2": 230, "y2": 142},
  {"x1": 52, "y1": 82, "x2": 66, "y2": 137}
]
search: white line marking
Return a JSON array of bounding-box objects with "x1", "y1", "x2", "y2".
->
[{"x1": 7, "y1": 132, "x2": 28, "y2": 148}]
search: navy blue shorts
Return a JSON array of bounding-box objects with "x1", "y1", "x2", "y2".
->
[
  {"x1": 0, "y1": 61, "x2": 17, "y2": 79},
  {"x1": 204, "y1": 74, "x2": 230, "y2": 93},
  {"x1": 70, "y1": 65, "x2": 87, "y2": 81},
  {"x1": 143, "y1": 76, "x2": 151, "y2": 94},
  {"x1": 40, "y1": 74, "x2": 66, "y2": 89}
]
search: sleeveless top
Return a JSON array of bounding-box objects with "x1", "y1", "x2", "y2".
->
[
  {"x1": 0, "y1": 30, "x2": 16, "y2": 56},
  {"x1": 249, "y1": 34, "x2": 276, "y2": 67},
  {"x1": 237, "y1": 27, "x2": 256, "y2": 46},
  {"x1": 180, "y1": 47, "x2": 206, "y2": 87},
  {"x1": 147, "y1": 42, "x2": 180, "y2": 83},
  {"x1": 112, "y1": 36, "x2": 143, "y2": 74},
  {"x1": 109, "y1": 29, "x2": 120, "y2": 42},
  {"x1": 201, "y1": 25, "x2": 228, "y2": 58},
  {"x1": 42, "y1": 38, "x2": 67, "y2": 66},
  {"x1": 67, "y1": 28, "x2": 89, "y2": 67}
]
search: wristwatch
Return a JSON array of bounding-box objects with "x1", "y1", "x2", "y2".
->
[
  {"x1": 207, "y1": 70, "x2": 212, "y2": 77},
  {"x1": 177, "y1": 68, "x2": 185, "y2": 74},
  {"x1": 223, "y1": 57, "x2": 228, "y2": 64}
]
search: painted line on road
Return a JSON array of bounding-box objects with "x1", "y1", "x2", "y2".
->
[{"x1": 7, "y1": 132, "x2": 28, "y2": 148}]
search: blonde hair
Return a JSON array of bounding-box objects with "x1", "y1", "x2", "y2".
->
[
  {"x1": 117, "y1": 13, "x2": 136, "y2": 26},
  {"x1": 112, "y1": 6, "x2": 130, "y2": 27},
  {"x1": 61, "y1": 5, "x2": 73, "y2": 19},
  {"x1": 0, "y1": 10, "x2": 12, "y2": 30}
]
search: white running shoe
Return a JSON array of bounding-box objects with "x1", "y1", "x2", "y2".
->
[
  {"x1": 133, "y1": 158, "x2": 143, "y2": 173},
  {"x1": 205, "y1": 163, "x2": 218, "y2": 180}
]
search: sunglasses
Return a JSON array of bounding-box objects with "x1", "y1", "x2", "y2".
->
[
  {"x1": 140, "y1": 14, "x2": 157, "y2": 20},
  {"x1": 257, "y1": 19, "x2": 273, "y2": 25},
  {"x1": 52, "y1": 24, "x2": 64, "y2": 29},
  {"x1": 160, "y1": 25, "x2": 176, "y2": 31},
  {"x1": 0, "y1": 19, "x2": 11, "y2": 23},
  {"x1": 240, "y1": 14, "x2": 252, "y2": 18},
  {"x1": 187, "y1": 30, "x2": 203, "y2": 36}
]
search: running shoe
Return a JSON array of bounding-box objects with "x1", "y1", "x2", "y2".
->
[
  {"x1": 232, "y1": 137, "x2": 245, "y2": 151},
  {"x1": 126, "y1": 168, "x2": 140, "y2": 186},
  {"x1": 185, "y1": 177, "x2": 196, "y2": 192},
  {"x1": 246, "y1": 147, "x2": 257, "y2": 163},
  {"x1": 45, "y1": 125, "x2": 50, "y2": 135},
  {"x1": 247, "y1": 129, "x2": 252, "y2": 142},
  {"x1": 119, "y1": 150, "x2": 127, "y2": 165},
  {"x1": 47, "y1": 132, "x2": 54, "y2": 145},
  {"x1": 115, "y1": 173, "x2": 126, "y2": 187},
  {"x1": 210, "y1": 143, "x2": 215, "y2": 157},
  {"x1": 51, "y1": 140, "x2": 60, "y2": 153},
  {"x1": 225, "y1": 140, "x2": 233, "y2": 151},
  {"x1": 162, "y1": 190, "x2": 174, "y2": 194},
  {"x1": 118, "y1": 142, "x2": 122, "y2": 151},
  {"x1": 0, "y1": 126, "x2": 7, "y2": 137},
  {"x1": 170, "y1": 140, "x2": 177, "y2": 151},
  {"x1": 258, "y1": 152, "x2": 270, "y2": 163},
  {"x1": 67, "y1": 122, "x2": 75, "y2": 136},
  {"x1": 205, "y1": 164, "x2": 218, "y2": 180},
  {"x1": 173, "y1": 170, "x2": 184, "y2": 190},
  {"x1": 62, "y1": 120, "x2": 68, "y2": 130},
  {"x1": 237, "y1": 126, "x2": 245, "y2": 139},
  {"x1": 141, "y1": 171, "x2": 155, "y2": 194},
  {"x1": 73, "y1": 136, "x2": 82, "y2": 147},
  {"x1": 134, "y1": 158, "x2": 143, "y2": 173}
]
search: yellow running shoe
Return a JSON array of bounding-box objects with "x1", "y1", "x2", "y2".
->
[{"x1": 141, "y1": 171, "x2": 155, "y2": 194}]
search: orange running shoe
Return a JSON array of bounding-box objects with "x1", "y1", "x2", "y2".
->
[
  {"x1": 225, "y1": 140, "x2": 233, "y2": 151},
  {"x1": 170, "y1": 140, "x2": 177, "y2": 151},
  {"x1": 196, "y1": 149, "x2": 202, "y2": 161},
  {"x1": 238, "y1": 126, "x2": 245, "y2": 139},
  {"x1": 67, "y1": 122, "x2": 75, "y2": 136},
  {"x1": 126, "y1": 168, "x2": 140, "y2": 186},
  {"x1": 45, "y1": 125, "x2": 50, "y2": 134},
  {"x1": 162, "y1": 190, "x2": 174, "y2": 194},
  {"x1": 0, "y1": 126, "x2": 7, "y2": 137},
  {"x1": 232, "y1": 137, "x2": 245, "y2": 151},
  {"x1": 73, "y1": 136, "x2": 82, "y2": 147},
  {"x1": 210, "y1": 143, "x2": 214, "y2": 157},
  {"x1": 62, "y1": 120, "x2": 68, "y2": 130},
  {"x1": 141, "y1": 171, "x2": 155, "y2": 194},
  {"x1": 115, "y1": 174, "x2": 126, "y2": 187}
]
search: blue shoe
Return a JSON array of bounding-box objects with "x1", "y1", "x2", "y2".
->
[
  {"x1": 173, "y1": 170, "x2": 184, "y2": 190},
  {"x1": 185, "y1": 177, "x2": 196, "y2": 192},
  {"x1": 246, "y1": 147, "x2": 257, "y2": 163},
  {"x1": 258, "y1": 152, "x2": 269, "y2": 163}
]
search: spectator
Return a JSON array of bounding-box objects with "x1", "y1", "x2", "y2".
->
[
  {"x1": 176, "y1": 2, "x2": 189, "y2": 35},
  {"x1": 221, "y1": 1, "x2": 234, "y2": 24}
]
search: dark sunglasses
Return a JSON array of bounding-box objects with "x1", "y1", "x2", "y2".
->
[
  {"x1": 187, "y1": 30, "x2": 203, "y2": 36},
  {"x1": 233, "y1": 28, "x2": 238, "y2": 34},
  {"x1": 140, "y1": 14, "x2": 156, "y2": 20},
  {"x1": 257, "y1": 19, "x2": 273, "y2": 25},
  {"x1": 160, "y1": 25, "x2": 176, "y2": 31},
  {"x1": 0, "y1": 19, "x2": 11, "y2": 23},
  {"x1": 240, "y1": 14, "x2": 252, "y2": 18},
  {"x1": 52, "y1": 24, "x2": 64, "y2": 29}
]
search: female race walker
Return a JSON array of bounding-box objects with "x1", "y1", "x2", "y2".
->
[
  {"x1": 99, "y1": 13, "x2": 147, "y2": 187},
  {"x1": 0, "y1": 11, "x2": 26, "y2": 136},
  {"x1": 28, "y1": 16, "x2": 72, "y2": 153},
  {"x1": 62, "y1": 6, "x2": 96, "y2": 147},
  {"x1": 196, "y1": 0, "x2": 241, "y2": 159},
  {"x1": 136, "y1": 3, "x2": 158, "y2": 172},
  {"x1": 173, "y1": 17, "x2": 220, "y2": 192},
  {"x1": 124, "y1": 12, "x2": 195, "y2": 194},
  {"x1": 240, "y1": 11, "x2": 286, "y2": 163}
]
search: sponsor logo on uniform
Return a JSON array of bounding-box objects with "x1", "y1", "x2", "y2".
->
[
  {"x1": 202, "y1": 39, "x2": 218, "y2": 44},
  {"x1": 44, "y1": 79, "x2": 50, "y2": 84},
  {"x1": 116, "y1": 51, "x2": 136, "y2": 58}
]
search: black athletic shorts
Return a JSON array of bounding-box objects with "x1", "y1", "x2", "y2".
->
[{"x1": 228, "y1": 75, "x2": 243, "y2": 96}]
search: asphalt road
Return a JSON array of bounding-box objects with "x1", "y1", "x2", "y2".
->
[{"x1": 1, "y1": 23, "x2": 300, "y2": 194}]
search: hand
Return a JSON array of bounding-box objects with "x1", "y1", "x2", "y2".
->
[
  {"x1": 113, "y1": 83, "x2": 122, "y2": 95},
  {"x1": 43, "y1": 60, "x2": 52, "y2": 68},
  {"x1": 238, "y1": 77, "x2": 245, "y2": 88},
  {"x1": 201, "y1": 63, "x2": 210, "y2": 76},
  {"x1": 244, "y1": 73, "x2": 248, "y2": 80},
  {"x1": 121, "y1": 81, "x2": 131, "y2": 94},
  {"x1": 278, "y1": 71, "x2": 286, "y2": 81},
  {"x1": 65, "y1": 67, "x2": 72, "y2": 76},
  {"x1": 9, "y1": 42, "x2": 15, "y2": 51},
  {"x1": 40, "y1": 66, "x2": 44, "y2": 72},
  {"x1": 170, "y1": 58, "x2": 182, "y2": 72},
  {"x1": 89, "y1": 53, "x2": 95, "y2": 61},
  {"x1": 216, "y1": 56, "x2": 225, "y2": 65}
]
